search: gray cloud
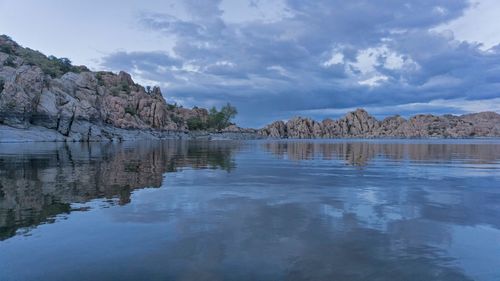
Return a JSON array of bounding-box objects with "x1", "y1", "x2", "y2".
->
[
  {"x1": 103, "y1": 51, "x2": 181, "y2": 70},
  {"x1": 100, "y1": 0, "x2": 500, "y2": 127}
]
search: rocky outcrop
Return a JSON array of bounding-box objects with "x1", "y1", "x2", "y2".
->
[
  {"x1": 0, "y1": 35, "x2": 221, "y2": 142},
  {"x1": 285, "y1": 117, "x2": 322, "y2": 138},
  {"x1": 461, "y1": 112, "x2": 500, "y2": 137},
  {"x1": 261, "y1": 120, "x2": 287, "y2": 138},
  {"x1": 330, "y1": 109, "x2": 379, "y2": 137},
  {"x1": 260, "y1": 109, "x2": 500, "y2": 138}
]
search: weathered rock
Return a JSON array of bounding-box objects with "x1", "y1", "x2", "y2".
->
[
  {"x1": 0, "y1": 64, "x2": 45, "y2": 127},
  {"x1": 286, "y1": 117, "x2": 320, "y2": 138},
  {"x1": 259, "y1": 109, "x2": 500, "y2": 139},
  {"x1": 2, "y1": 35, "x2": 500, "y2": 141},
  {"x1": 375, "y1": 115, "x2": 406, "y2": 137},
  {"x1": 337, "y1": 108, "x2": 379, "y2": 137},
  {"x1": 0, "y1": 35, "x2": 227, "y2": 142},
  {"x1": 260, "y1": 120, "x2": 287, "y2": 138},
  {"x1": 221, "y1": 124, "x2": 257, "y2": 133},
  {"x1": 461, "y1": 112, "x2": 500, "y2": 137}
]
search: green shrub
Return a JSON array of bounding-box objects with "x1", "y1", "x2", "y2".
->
[
  {"x1": 125, "y1": 106, "x2": 136, "y2": 116},
  {"x1": 110, "y1": 87, "x2": 120, "y2": 96},
  {"x1": 14, "y1": 48, "x2": 83, "y2": 78},
  {"x1": 5, "y1": 100, "x2": 16, "y2": 109},
  {"x1": 124, "y1": 163, "x2": 139, "y2": 172},
  {"x1": 187, "y1": 116, "x2": 207, "y2": 130},
  {"x1": 4, "y1": 56, "x2": 16, "y2": 67},
  {"x1": 167, "y1": 103, "x2": 178, "y2": 110},
  {"x1": 96, "y1": 72, "x2": 105, "y2": 86},
  {"x1": 1, "y1": 35, "x2": 83, "y2": 77},
  {"x1": 0, "y1": 44, "x2": 13, "y2": 54},
  {"x1": 208, "y1": 107, "x2": 224, "y2": 130},
  {"x1": 120, "y1": 82, "x2": 130, "y2": 93},
  {"x1": 169, "y1": 113, "x2": 183, "y2": 124}
]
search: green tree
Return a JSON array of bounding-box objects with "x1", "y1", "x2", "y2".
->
[
  {"x1": 57, "y1": 57, "x2": 72, "y2": 73},
  {"x1": 207, "y1": 103, "x2": 238, "y2": 130},
  {"x1": 183, "y1": 103, "x2": 239, "y2": 131},
  {"x1": 220, "y1": 103, "x2": 237, "y2": 127},
  {"x1": 207, "y1": 106, "x2": 223, "y2": 130}
]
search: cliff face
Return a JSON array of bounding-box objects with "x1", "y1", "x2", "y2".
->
[
  {"x1": 0, "y1": 35, "x2": 208, "y2": 141},
  {"x1": 260, "y1": 109, "x2": 500, "y2": 138}
]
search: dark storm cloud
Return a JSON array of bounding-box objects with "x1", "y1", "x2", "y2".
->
[{"x1": 101, "y1": 0, "x2": 500, "y2": 127}]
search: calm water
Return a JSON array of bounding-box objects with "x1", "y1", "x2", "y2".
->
[{"x1": 1, "y1": 140, "x2": 500, "y2": 281}]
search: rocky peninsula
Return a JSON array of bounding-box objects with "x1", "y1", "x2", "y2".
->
[
  {"x1": 0, "y1": 35, "x2": 255, "y2": 142},
  {"x1": 1, "y1": 35, "x2": 499, "y2": 142}
]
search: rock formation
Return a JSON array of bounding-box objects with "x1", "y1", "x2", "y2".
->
[
  {"x1": 260, "y1": 109, "x2": 500, "y2": 138},
  {"x1": 0, "y1": 35, "x2": 210, "y2": 141},
  {"x1": 2, "y1": 35, "x2": 499, "y2": 141}
]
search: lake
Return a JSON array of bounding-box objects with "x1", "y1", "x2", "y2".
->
[{"x1": 1, "y1": 139, "x2": 500, "y2": 281}]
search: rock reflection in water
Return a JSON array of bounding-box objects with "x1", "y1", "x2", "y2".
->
[
  {"x1": 0, "y1": 141, "x2": 239, "y2": 240},
  {"x1": 262, "y1": 140, "x2": 500, "y2": 165},
  {"x1": 0, "y1": 140, "x2": 499, "y2": 281}
]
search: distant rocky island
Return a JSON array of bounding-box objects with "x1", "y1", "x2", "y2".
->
[
  {"x1": 260, "y1": 109, "x2": 500, "y2": 138},
  {"x1": 1, "y1": 35, "x2": 499, "y2": 142}
]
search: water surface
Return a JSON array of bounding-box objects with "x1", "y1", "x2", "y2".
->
[{"x1": 1, "y1": 140, "x2": 500, "y2": 281}]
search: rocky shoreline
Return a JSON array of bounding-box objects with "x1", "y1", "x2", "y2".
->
[
  {"x1": 2, "y1": 108, "x2": 500, "y2": 142},
  {"x1": 0, "y1": 123, "x2": 261, "y2": 143},
  {"x1": 2, "y1": 35, "x2": 500, "y2": 142}
]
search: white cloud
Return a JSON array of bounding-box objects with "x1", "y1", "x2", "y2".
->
[
  {"x1": 214, "y1": 60, "x2": 236, "y2": 67},
  {"x1": 322, "y1": 52, "x2": 344, "y2": 67},
  {"x1": 358, "y1": 75, "x2": 389, "y2": 87},
  {"x1": 346, "y1": 45, "x2": 418, "y2": 87},
  {"x1": 181, "y1": 63, "x2": 201, "y2": 73},
  {"x1": 435, "y1": 0, "x2": 500, "y2": 50}
]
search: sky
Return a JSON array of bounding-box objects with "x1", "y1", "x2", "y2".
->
[{"x1": 1, "y1": 0, "x2": 500, "y2": 127}]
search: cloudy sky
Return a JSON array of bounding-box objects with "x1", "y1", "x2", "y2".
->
[{"x1": 1, "y1": 0, "x2": 500, "y2": 126}]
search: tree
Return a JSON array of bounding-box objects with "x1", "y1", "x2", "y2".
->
[
  {"x1": 57, "y1": 57, "x2": 72, "y2": 73},
  {"x1": 220, "y1": 103, "x2": 237, "y2": 127},
  {"x1": 184, "y1": 104, "x2": 238, "y2": 131},
  {"x1": 207, "y1": 103, "x2": 238, "y2": 130},
  {"x1": 207, "y1": 106, "x2": 224, "y2": 130}
]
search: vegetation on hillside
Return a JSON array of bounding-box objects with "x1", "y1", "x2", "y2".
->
[{"x1": 0, "y1": 35, "x2": 88, "y2": 78}]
